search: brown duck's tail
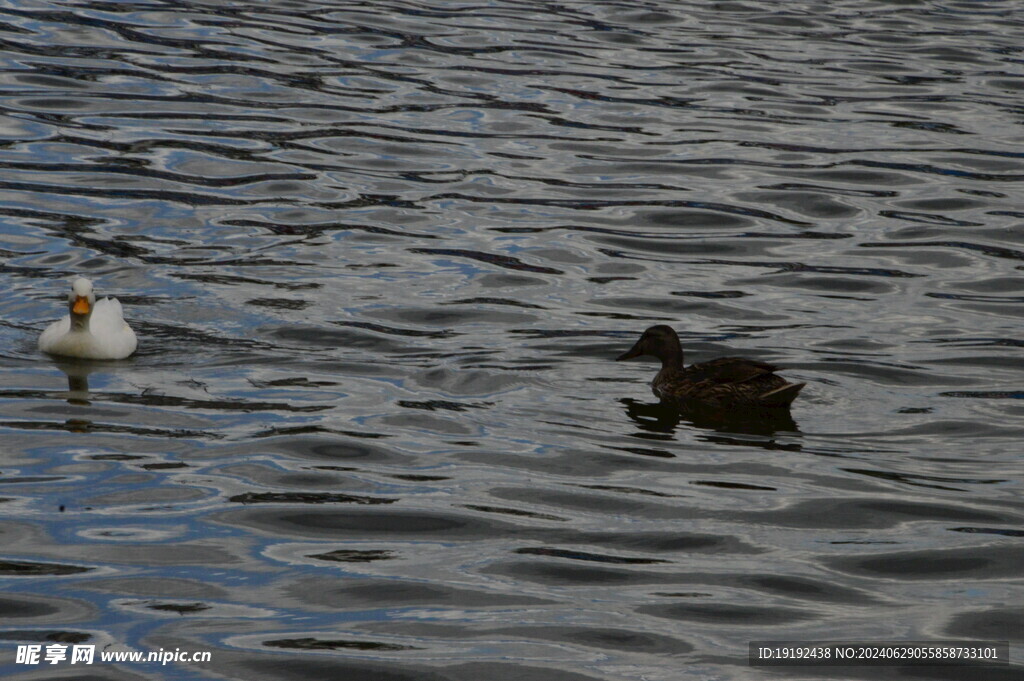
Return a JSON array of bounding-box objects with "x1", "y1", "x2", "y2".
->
[{"x1": 758, "y1": 382, "x2": 805, "y2": 407}]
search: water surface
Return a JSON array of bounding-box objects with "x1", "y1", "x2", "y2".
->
[{"x1": 0, "y1": 1, "x2": 1022, "y2": 679}]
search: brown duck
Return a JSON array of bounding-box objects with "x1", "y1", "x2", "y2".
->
[{"x1": 617, "y1": 325, "x2": 804, "y2": 408}]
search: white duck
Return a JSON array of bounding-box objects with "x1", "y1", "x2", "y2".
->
[{"x1": 39, "y1": 277, "x2": 137, "y2": 360}]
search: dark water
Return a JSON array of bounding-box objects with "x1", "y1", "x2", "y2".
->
[{"x1": 0, "y1": 1, "x2": 1022, "y2": 679}]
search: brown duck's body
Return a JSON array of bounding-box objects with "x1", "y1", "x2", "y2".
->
[{"x1": 618, "y1": 325, "x2": 805, "y2": 408}]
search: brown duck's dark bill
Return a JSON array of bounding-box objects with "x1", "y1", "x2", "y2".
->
[{"x1": 616, "y1": 341, "x2": 644, "y2": 361}]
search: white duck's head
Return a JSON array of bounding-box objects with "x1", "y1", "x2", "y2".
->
[{"x1": 68, "y1": 277, "x2": 96, "y2": 329}]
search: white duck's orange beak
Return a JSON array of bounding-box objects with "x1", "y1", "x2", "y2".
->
[{"x1": 72, "y1": 296, "x2": 90, "y2": 315}]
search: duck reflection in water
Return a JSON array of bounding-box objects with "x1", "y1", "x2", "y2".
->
[
  {"x1": 621, "y1": 397, "x2": 800, "y2": 440},
  {"x1": 53, "y1": 359, "x2": 94, "y2": 406},
  {"x1": 616, "y1": 325, "x2": 803, "y2": 438}
]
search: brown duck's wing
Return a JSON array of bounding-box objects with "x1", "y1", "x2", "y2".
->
[
  {"x1": 684, "y1": 357, "x2": 781, "y2": 385},
  {"x1": 758, "y1": 381, "x2": 806, "y2": 407}
]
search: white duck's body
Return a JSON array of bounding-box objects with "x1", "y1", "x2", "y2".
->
[{"x1": 39, "y1": 278, "x2": 137, "y2": 360}]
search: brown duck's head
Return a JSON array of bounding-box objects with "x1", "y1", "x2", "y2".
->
[{"x1": 616, "y1": 325, "x2": 682, "y2": 362}]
